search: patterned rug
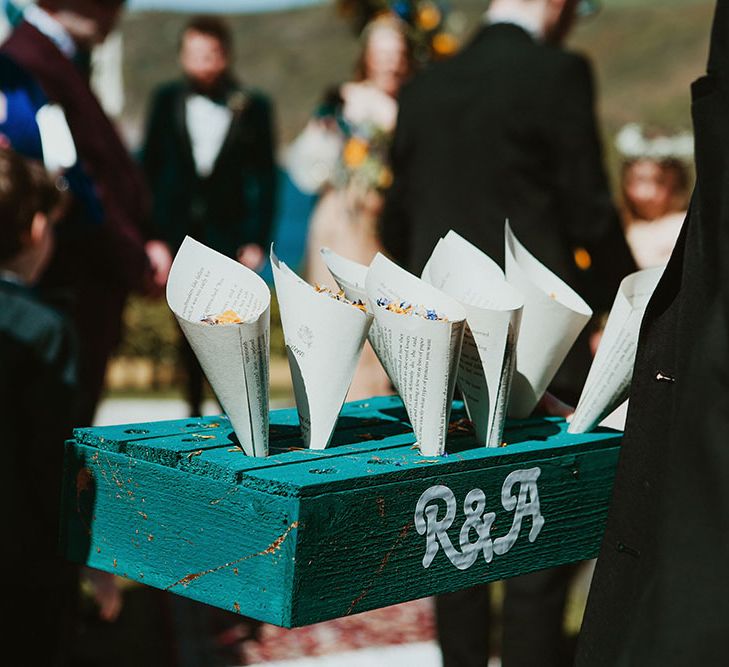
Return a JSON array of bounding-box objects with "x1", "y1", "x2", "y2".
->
[{"x1": 241, "y1": 598, "x2": 436, "y2": 663}]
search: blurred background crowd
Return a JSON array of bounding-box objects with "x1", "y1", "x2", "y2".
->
[
  {"x1": 0, "y1": 0, "x2": 710, "y2": 666},
  {"x1": 6, "y1": 0, "x2": 696, "y2": 410}
]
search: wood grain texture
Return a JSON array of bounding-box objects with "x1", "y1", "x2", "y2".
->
[
  {"x1": 60, "y1": 396, "x2": 621, "y2": 627},
  {"x1": 61, "y1": 443, "x2": 300, "y2": 625}
]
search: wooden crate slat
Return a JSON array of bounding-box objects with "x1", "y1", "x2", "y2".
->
[{"x1": 238, "y1": 420, "x2": 620, "y2": 497}]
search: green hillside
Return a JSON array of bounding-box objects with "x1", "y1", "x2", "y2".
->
[{"x1": 120, "y1": 0, "x2": 715, "y2": 159}]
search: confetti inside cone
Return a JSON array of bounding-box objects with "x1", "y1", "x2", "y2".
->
[
  {"x1": 424, "y1": 231, "x2": 524, "y2": 446},
  {"x1": 167, "y1": 237, "x2": 270, "y2": 457},
  {"x1": 366, "y1": 253, "x2": 467, "y2": 456},
  {"x1": 272, "y1": 249, "x2": 373, "y2": 449}
]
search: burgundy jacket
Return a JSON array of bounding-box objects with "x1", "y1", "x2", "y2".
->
[{"x1": 1, "y1": 22, "x2": 150, "y2": 292}]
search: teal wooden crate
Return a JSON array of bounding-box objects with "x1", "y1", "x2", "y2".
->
[{"x1": 60, "y1": 396, "x2": 620, "y2": 628}]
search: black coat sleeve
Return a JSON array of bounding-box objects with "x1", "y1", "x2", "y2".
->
[
  {"x1": 547, "y1": 54, "x2": 637, "y2": 311},
  {"x1": 140, "y1": 85, "x2": 173, "y2": 241},
  {"x1": 244, "y1": 95, "x2": 278, "y2": 249},
  {"x1": 379, "y1": 84, "x2": 414, "y2": 269}
]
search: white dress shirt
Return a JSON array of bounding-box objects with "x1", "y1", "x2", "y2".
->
[
  {"x1": 484, "y1": 7, "x2": 542, "y2": 40},
  {"x1": 185, "y1": 94, "x2": 234, "y2": 178}
]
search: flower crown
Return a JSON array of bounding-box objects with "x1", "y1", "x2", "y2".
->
[
  {"x1": 337, "y1": 0, "x2": 462, "y2": 61},
  {"x1": 615, "y1": 123, "x2": 694, "y2": 162}
]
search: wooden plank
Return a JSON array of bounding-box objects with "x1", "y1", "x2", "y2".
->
[
  {"x1": 73, "y1": 395, "x2": 409, "y2": 452},
  {"x1": 61, "y1": 442, "x2": 301, "y2": 626},
  {"x1": 289, "y1": 444, "x2": 620, "y2": 626},
  {"x1": 239, "y1": 419, "x2": 620, "y2": 497}
]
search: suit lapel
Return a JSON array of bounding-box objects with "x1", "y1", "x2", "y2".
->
[
  {"x1": 210, "y1": 87, "x2": 250, "y2": 178},
  {"x1": 173, "y1": 83, "x2": 197, "y2": 178}
]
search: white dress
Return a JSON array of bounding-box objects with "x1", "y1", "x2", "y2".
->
[
  {"x1": 293, "y1": 82, "x2": 398, "y2": 400},
  {"x1": 624, "y1": 211, "x2": 685, "y2": 269}
]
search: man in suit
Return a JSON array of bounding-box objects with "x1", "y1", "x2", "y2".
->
[
  {"x1": 380, "y1": 0, "x2": 635, "y2": 665},
  {"x1": 577, "y1": 3, "x2": 729, "y2": 664},
  {"x1": 382, "y1": 0, "x2": 635, "y2": 406},
  {"x1": 142, "y1": 15, "x2": 277, "y2": 416},
  {"x1": 0, "y1": 0, "x2": 171, "y2": 426}
]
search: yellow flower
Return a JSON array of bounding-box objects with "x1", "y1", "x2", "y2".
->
[
  {"x1": 417, "y1": 2, "x2": 442, "y2": 31},
  {"x1": 378, "y1": 166, "x2": 394, "y2": 189},
  {"x1": 573, "y1": 247, "x2": 592, "y2": 271},
  {"x1": 432, "y1": 32, "x2": 459, "y2": 57},
  {"x1": 343, "y1": 137, "x2": 369, "y2": 168}
]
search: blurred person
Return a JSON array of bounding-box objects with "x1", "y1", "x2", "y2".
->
[
  {"x1": 577, "y1": 2, "x2": 729, "y2": 663},
  {"x1": 380, "y1": 0, "x2": 636, "y2": 665},
  {"x1": 142, "y1": 14, "x2": 277, "y2": 417},
  {"x1": 0, "y1": 146, "x2": 79, "y2": 667},
  {"x1": 288, "y1": 12, "x2": 413, "y2": 400},
  {"x1": 0, "y1": 0, "x2": 172, "y2": 427},
  {"x1": 615, "y1": 123, "x2": 692, "y2": 269},
  {"x1": 142, "y1": 16, "x2": 272, "y2": 663}
]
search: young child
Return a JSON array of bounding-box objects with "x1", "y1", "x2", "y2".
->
[
  {"x1": 0, "y1": 146, "x2": 81, "y2": 666},
  {"x1": 615, "y1": 123, "x2": 693, "y2": 269}
]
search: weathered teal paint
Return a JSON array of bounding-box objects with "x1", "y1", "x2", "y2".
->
[{"x1": 60, "y1": 396, "x2": 620, "y2": 627}]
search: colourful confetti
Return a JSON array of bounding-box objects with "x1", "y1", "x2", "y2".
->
[
  {"x1": 376, "y1": 297, "x2": 448, "y2": 321},
  {"x1": 200, "y1": 309, "x2": 244, "y2": 325},
  {"x1": 315, "y1": 284, "x2": 367, "y2": 312}
]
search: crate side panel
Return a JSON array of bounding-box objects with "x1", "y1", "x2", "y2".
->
[
  {"x1": 289, "y1": 445, "x2": 619, "y2": 627},
  {"x1": 60, "y1": 442, "x2": 299, "y2": 626}
]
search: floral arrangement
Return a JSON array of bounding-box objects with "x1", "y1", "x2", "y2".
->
[
  {"x1": 337, "y1": 120, "x2": 394, "y2": 194},
  {"x1": 336, "y1": 0, "x2": 463, "y2": 61},
  {"x1": 615, "y1": 123, "x2": 694, "y2": 162}
]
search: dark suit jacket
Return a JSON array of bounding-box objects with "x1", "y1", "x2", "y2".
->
[
  {"x1": 142, "y1": 78, "x2": 277, "y2": 258},
  {"x1": 381, "y1": 23, "x2": 635, "y2": 400},
  {"x1": 577, "y1": 4, "x2": 729, "y2": 664},
  {"x1": 0, "y1": 278, "x2": 78, "y2": 581}
]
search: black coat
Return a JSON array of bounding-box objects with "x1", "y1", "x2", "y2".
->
[
  {"x1": 0, "y1": 279, "x2": 78, "y2": 580},
  {"x1": 381, "y1": 23, "x2": 635, "y2": 401},
  {"x1": 577, "y1": 4, "x2": 729, "y2": 664},
  {"x1": 142, "y1": 79, "x2": 277, "y2": 258}
]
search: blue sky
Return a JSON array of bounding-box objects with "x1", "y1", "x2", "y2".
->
[{"x1": 127, "y1": 0, "x2": 329, "y2": 13}]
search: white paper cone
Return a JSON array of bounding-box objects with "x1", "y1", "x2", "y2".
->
[
  {"x1": 422, "y1": 230, "x2": 505, "y2": 286},
  {"x1": 320, "y1": 247, "x2": 369, "y2": 303},
  {"x1": 272, "y1": 250, "x2": 373, "y2": 449},
  {"x1": 504, "y1": 222, "x2": 593, "y2": 418},
  {"x1": 423, "y1": 232, "x2": 524, "y2": 446},
  {"x1": 167, "y1": 237, "x2": 271, "y2": 457},
  {"x1": 569, "y1": 266, "x2": 663, "y2": 433},
  {"x1": 365, "y1": 253, "x2": 466, "y2": 456}
]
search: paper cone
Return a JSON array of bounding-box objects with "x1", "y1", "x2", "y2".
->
[
  {"x1": 504, "y1": 222, "x2": 593, "y2": 418},
  {"x1": 320, "y1": 247, "x2": 369, "y2": 302},
  {"x1": 167, "y1": 237, "x2": 271, "y2": 457},
  {"x1": 423, "y1": 232, "x2": 524, "y2": 446},
  {"x1": 422, "y1": 230, "x2": 504, "y2": 285},
  {"x1": 569, "y1": 266, "x2": 663, "y2": 433},
  {"x1": 272, "y1": 249, "x2": 373, "y2": 449},
  {"x1": 365, "y1": 253, "x2": 466, "y2": 456}
]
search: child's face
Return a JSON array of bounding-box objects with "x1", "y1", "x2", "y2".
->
[{"x1": 623, "y1": 159, "x2": 676, "y2": 221}]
